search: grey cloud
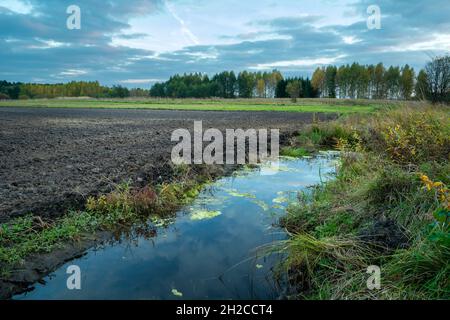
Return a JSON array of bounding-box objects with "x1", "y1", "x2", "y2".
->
[
  {"x1": 253, "y1": 15, "x2": 324, "y2": 29},
  {"x1": 116, "y1": 33, "x2": 151, "y2": 40},
  {"x1": 0, "y1": 0, "x2": 448, "y2": 86}
]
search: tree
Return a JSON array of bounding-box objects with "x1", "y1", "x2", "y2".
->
[
  {"x1": 226, "y1": 71, "x2": 237, "y2": 98},
  {"x1": 110, "y1": 85, "x2": 130, "y2": 98},
  {"x1": 256, "y1": 78, "x2": 265, "y2": 98},
  {"x1": 325, "y1": 66, "x2": 337, "y2": 98},
  {"x1": 238, "y1": 71, "x2": 255, "y2": 98},
  {"x1": 311, "y1": 67, "x2": 326, "y2": 97},
  {"x1": 415, "y1": 69, "x2": 429, "y2": 101},
  {"x1": 400, "y1": 64, "x2": 415, "y2": 100},
  {"x1": 0, "y1": 81, "x2": 21, "y2": 99},
  {"x1": 385, "y1": 66, "x2": 401, "y2": 99},
  {"x1": 373, "y1": 63, "x2": 386, "y2": 99},
  {"x1": 130, "y1": 88, "x2": 149, "y2": 97},
  {"x1": 212, "y1": 71, "x2": 237, "y2": 98},
  {"x1": 275, "y1": 79, "x2": 288, "y2": 98},
  {"x1": 367, "y1": 64, "x2": 375, "y2": 99},
  {"x1": 275, "y1": 77, "x2": 317, "y2": 98},
  {"x1": 150, "y1": 83, "x2": 166, "y2": 97},
  {"x1": 425, "y1": 55, "x2": 450, "y2": 103},
  {"x1": 348, "y1": 63, "x2": 362, "y2": 98},
  {"x1": 286, "y1": 81, "x2": 302, "y2": 102},
  {"x1": 336, "y1": 65, "x2": 350, "y2": 98},
  {"x1": 267, "y1": 70, "x2": 283, "y2": 98},
  {"x1": 303, "y1": 77, "x2": 317, "y2": 98}
]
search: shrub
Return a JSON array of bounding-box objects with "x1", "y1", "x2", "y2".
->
[{"x1": 380, "y1": 110, "x2": 449, "y2": 164}]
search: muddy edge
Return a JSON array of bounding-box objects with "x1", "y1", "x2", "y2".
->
[{"x1": 0, "y1": 107, "x2": 337, "y2": 299}]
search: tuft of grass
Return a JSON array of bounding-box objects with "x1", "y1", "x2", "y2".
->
[
  {"x1": 275, "y1": 233, "x2": 374, "y2": 298},
  {"x1": 280, "y1": 147, "x2": 310, "y2": 158}
]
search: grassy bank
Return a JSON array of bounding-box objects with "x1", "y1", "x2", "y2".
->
[
  {"x1": 278, "y1": 105, "x2": 449, "y2": 299},
  {"x1": 0, "y1": 165, "x2": 217, "y2": 277},
  {"x1": 0, "y1": 98, "x2": 388, "y2": 114}
]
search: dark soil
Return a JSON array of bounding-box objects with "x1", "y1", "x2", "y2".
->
[{"x1": 0, "y1": 107, "x2": 336, "y2": 223}]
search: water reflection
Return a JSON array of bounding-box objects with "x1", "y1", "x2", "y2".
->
[{"x1": 16, "y1": 153, "x2": 338, "y2": 300}]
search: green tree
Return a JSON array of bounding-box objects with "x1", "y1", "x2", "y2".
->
[
  {"x1": 400, "y1": 65, "x2": 415, "y2": 100},
  {"x1": 237, "y1": 71, "x2": 255, "y2": 98},
  {"x1": 373, "y1": 63, "x2": 386, "y2": 99},
  {"x1": 357, "y1": 64, "x2": 370, "y2": 99},
  {"x1": 325, "y1": 66, "x2": 337, "y2": 98},
  {"x1": 336, "y1": 65, "x2": 350, "y2": 98},
  {"x1": 110, "y1": 85, "x2": 130, "y2": 98},
  {"x1": 286, "y1": 81, "x2": 302, "y2": 102},
  {"x1": 385, "y1": 66, "x2": 401, "y2": 99}
]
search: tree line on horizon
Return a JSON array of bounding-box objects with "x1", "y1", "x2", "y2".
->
[
  {"x1": 0, "y1": 81, "x2": 148, "y2": 100},
  {"x1": 0, "y1": 56, "x2": 448, "y2": 103},
  {"x1": 151, "y1": 56, "x2": 449, "y2": 103},
  {"x1": 149, "y1": 70, "x2": 319, "y2": 99},
  {"x1": 311, "y1": 63, "x2": 416, "y2": 100},
  {"x1": 311, "y1": 57, "x2": 449, "y2": 103}
]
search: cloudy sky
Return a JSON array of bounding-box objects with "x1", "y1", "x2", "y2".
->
[{"x1": 0, "y1": 0, "x2": 449, "y2": 87}]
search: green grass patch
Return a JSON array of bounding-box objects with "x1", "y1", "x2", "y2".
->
[
  {"x1": 280, "y1": 147, "x2": 310, "y2": 158},
  {"x1": 0, "y1": 98, "x2": 381, "y2": 114},
  {"x1": 0, "y1": 211, "x2": 101, "y2": 274}
]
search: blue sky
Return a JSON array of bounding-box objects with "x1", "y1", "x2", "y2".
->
[{"x1": 0, "y1": 0, "x2": 449, "y2": 87}]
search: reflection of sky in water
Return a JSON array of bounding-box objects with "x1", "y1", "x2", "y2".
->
[{"x1": 16, "y1": 153, "x2": 338, "y2": 300}]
